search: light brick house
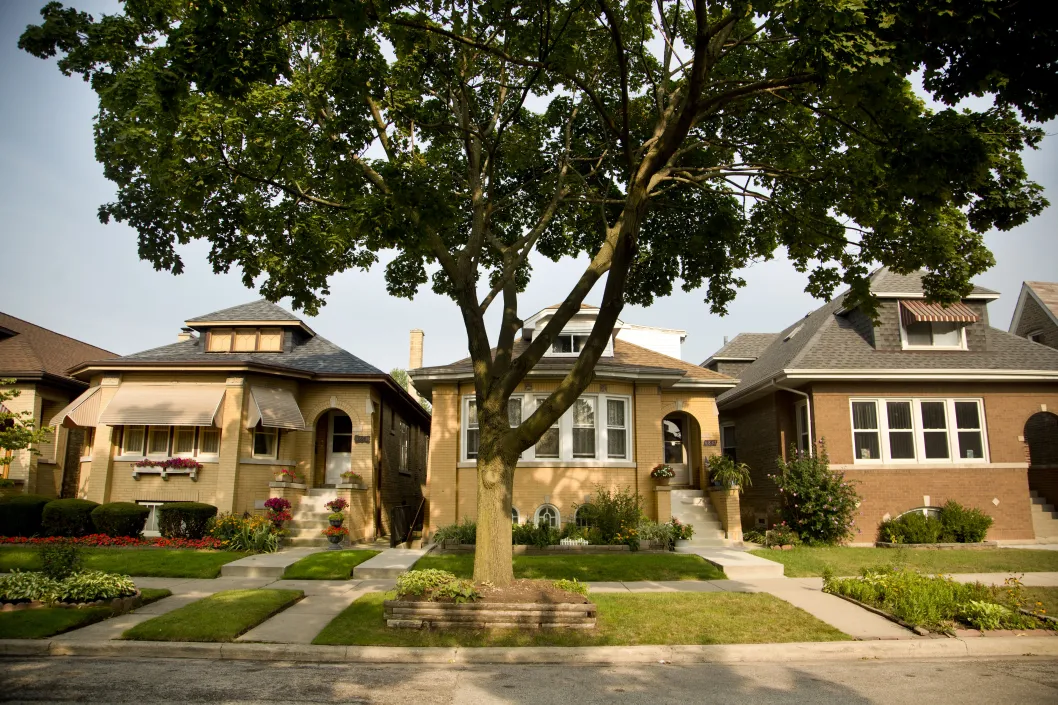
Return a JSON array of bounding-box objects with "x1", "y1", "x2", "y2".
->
[
  {"x1": 58, "y1": 301, "x2": 430, "y2": 542},
  {"x1": 1, "y1": 312, "x2": 116, "y2": 497},
  {"x1": 708, "y1": 269, "x2": 1058, "y2": 543},
  {"x1": 408, "y1": 305, "x2": 737, "y2": 538}
]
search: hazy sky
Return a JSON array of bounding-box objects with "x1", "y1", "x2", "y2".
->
[{"x1": 1, "y1": 2, "x2": 1055, "y2": 372}]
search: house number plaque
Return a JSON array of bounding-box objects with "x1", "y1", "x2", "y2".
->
[{"x1": 354, "y1": 434, "x2": 371, "y2": 444}]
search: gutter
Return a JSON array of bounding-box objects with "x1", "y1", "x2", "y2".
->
[{"x1": 770, "y1": 379, "x2": 812, "y2": 458}]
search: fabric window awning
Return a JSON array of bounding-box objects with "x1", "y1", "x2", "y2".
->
[
  {"x1": 98, "y1": 385, "x2": 226, "y2": 427},
  {"x1": 900, "y1": 300, "x2": 980, "y2": 325},
  {"x1": 246, "y1": 387, "x2": 306, "y2": 430},
  {"x1": 51, "y1": 386, "x2": 103, "y2": 428}
]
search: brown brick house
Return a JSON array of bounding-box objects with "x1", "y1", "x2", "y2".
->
[
  {"x1": 0, "y1": 312, "x2": 115, "y2": 497},
  {"x1": 1010, "y1": 281, "x2": 1058, "y2": 351},
  {"x1": 58, "y1": 300, "x2": 429, "y2": 542},
  {"x1": 708, "y1": 269, "x2": 1058, "y2": 543}
]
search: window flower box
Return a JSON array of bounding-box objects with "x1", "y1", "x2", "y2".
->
[{"x1": 132, "y1": 458, "x2": 202, "y2": 481}]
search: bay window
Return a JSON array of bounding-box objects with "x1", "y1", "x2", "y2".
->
[
  {"x1": 849, "y1": 398, "x2": 988, "y2": 464},
  {"x1": 119, "y1": 424, "x2": 221, "y2": 460},
  {"x1": 147, "y1": 426, "x2": 171, "y2": 456},
  {"x1": 571, "y1": 398, "x2": 596, "y2": 458}
]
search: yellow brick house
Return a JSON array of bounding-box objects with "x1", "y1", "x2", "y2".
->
[
  {"x1": 409, "y1": 305, "x2": 738, "y2": 540},
  {"x1": 58, "y1": 301, "x2": 430, "y2": 543}
]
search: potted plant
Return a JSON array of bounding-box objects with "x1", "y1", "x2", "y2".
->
[
  {"x1": 324, "y1": 497, "x2": 348, "y2": 528},
  {"x1": 706, "y1": 455, "x2": 752, "y2": 491},
  {"x1": 340, "y1": 471, "x2": 364, "y2": 487},
  {"x1": 667, "y1": 517, "x2": 694, "y2": 548},
  {"x1": 322, "y1": 525, "x2": 348, "y2": 549},
  {"x1": 263, "y1": 497, "x2": 292, "y2": 530},
  {"x1": 274, "y1": 467, "x2": 299, "y2": 483},
  {"x1": 651, "y1": 464, "x2": 675, "y2": 486}
]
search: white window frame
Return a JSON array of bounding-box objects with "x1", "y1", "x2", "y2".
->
[
  {"x1": 173, "y1": 426, "x2": 197, "y2": 458},
  {"x1": 197, "y1": 427, "x2": 221, "y2": 458},
  {"x1": 606, "y1": 397, "x2": 630, "y2": 460},
  {"x1": 794, "y1": 401, "x2": 811, "y2": 454},
  {"x1": 121, "y1": 425, "x2": 146, "y2": 457},
  {"x1": 138, "y1": 501, "x2": 165, "y2": 537},
  {"x1": 146, "y1": 425, "x2": 171, "y2": 458},
  {"x1": 543, "y1": 329, "x2": 615, "y2": 358},
  {"x1": 849, "y1": 397, "x2": 989, "y2": 464},
  {"x1": 899, "y1": 318, "x2": 968, "y2": 350},
  {"x1": 534, "y1": 504, "x2": 561, "y2": 528},
  {"x1": 251, "y1": 426, "x2": 279, "y2": 460}
]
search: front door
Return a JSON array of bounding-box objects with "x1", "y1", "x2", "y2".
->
[
  {"x1": 325, "y1": 411, "x2": 353, "y2": 485},
  {"x1": 663, "y1": 417, "x2": 690, "y2": 485}
]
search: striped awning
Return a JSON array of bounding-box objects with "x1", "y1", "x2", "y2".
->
[
  {"x1": 901, "y1": 300, "x2": 980, "y2": 325},
  {"x1": 51, "y1": 386, "x2": 103, "y2": 428},
  {"x1": 98, "y1": 385, "x2": 226, "y2": 426},
  {"x1": 246, "y1": 387, "x2": 306, "y2": 430}
]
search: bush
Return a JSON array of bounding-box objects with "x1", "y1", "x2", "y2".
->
[
  {"x1": 396, "y1": 569, "x2": 459, "y2": 597},
  {"x1": 212, "y1": 514, "x2": 281, "y2": 553},
  {"x1": 764, "y1": 523, "x2": 801, "y2": 547},
  {"x1": 41, "y1": 499, "x2": 100, "y2": 537},
  {"x1": 743, "y1": 529, "x2": 766, "y2": 544},
  {"x1": 0, "y1": 494, "x2": 52, "y2": 536},
  {"x1": 879, "y1": 511, "x2": 944, "y2": 544},
  {"x1": 553, "y1": 578, "x2": 589, "y2": 596},
  {"x1": 91, "y1": 502, "x2": 150, "y2": 538},
  {"x1": 432, "y1": 517, "x2": 477, "y2": 545},
  {"x1": 157, "y1": 502, "x2": 218, "y2": 539},
  {"x1": 434, "y1": 578, "x2": 480, "y2": 603},
  {"x1": 39, "y1": 542, "x2": 83, "y2": 580},
  {"x1": 577, "y1": 485, "x2": 642, "y2": 546},
  {"x1": 939, "y1": 501, "x2": 993, "y2": 543},
  {"x1": 58, "y1": 570, "x2": 137, "y2": 603},
  {"x1": 0, "y1": 571, "x2": 62, "y2": 603},
  {"x1": 771, "y1": 444, "x2": 860, "y2": 545},
  {"x1": 636, "y1": 519, "x2": 674, "y2": 549},
  {"x1": 512, "y1": 521, "x2": 560, "y2": 547}
]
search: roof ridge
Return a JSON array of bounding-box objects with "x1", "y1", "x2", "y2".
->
[{"x1": 614, "y1": 339, "x2": 734, "y2": 380}]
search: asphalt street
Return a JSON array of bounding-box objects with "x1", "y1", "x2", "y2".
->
[{"x1": 1, "y1": 656, "x2": 1057, "y2": 704}]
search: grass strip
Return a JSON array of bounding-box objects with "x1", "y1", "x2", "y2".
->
[
  {"x1": 748, "y1": 547, "x2": 1058, "y2": 577},
  {"x1": 413, "y1": 553, "x2": 726, "y2": 581},
  {"x1": 281, "y1": 550, "x2": 380, "y2": 580},
  {"x1": 1021, "y1": 587, "x2": 1058, "y2": 618},
  {"x1": 0, "y1": 588, "x2": 171, "y2": 639},
  {"x1": 122, "y1": 589, "x2": 302, "y2": 642},
  {"x1": 313, "y1": 591, "x2": 848, "y2": 646},
  {"x1": 0, "y1": 547, "x2": 246, "y2": 579}
]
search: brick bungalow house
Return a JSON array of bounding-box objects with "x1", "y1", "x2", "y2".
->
[
  {"x1": 408, "y1": 305, "x2": 738, "y2": 539},
  {"x1": 708, "y1": 269, "x2": 1058, "y2": 543},
  {"x1": 1009, "y1": 281, "x2": 1058, "y2": 351},
  {"x1": 0, "y1": 312, "x2": 115, "y2": 497},
  {"x1": 57, "y1": 300, "x2": 430, "y2": 542}
]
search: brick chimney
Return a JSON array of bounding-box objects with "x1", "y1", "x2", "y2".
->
[
  {"x1": 408, "y1": 329, "x2": 424, "y2": 401},
  {"x1": 177, "y1": 327, "x2": 196, "y2": 342}
]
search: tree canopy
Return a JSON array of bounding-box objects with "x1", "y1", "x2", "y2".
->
[{"x1": 20, "y1": 0, "x2": 1052, "y2": 582}]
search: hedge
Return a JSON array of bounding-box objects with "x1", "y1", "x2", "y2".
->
[
  {"x1": 41, "y1": 499, "x2": 100, "y2": 537},
  {"x1": 0, "y1": 494, "x2": 52, "y2": 536},
  {"x1": 157, "y1": 502, "x2": 218, "y2": 539},
  {"x1": 91, "y1": 502, "x2": 151, "y2": 538}
]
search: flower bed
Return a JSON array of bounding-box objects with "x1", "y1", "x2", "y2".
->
[
  {"x1": 0, "y1": 569, "x2": 141, "y2": 613},
  {"x1": 0, "y1": 534, "x2": 224, "y2": 549},
  {"x1": 437, "y1": 541, "x2": 668, "y2": 553}
]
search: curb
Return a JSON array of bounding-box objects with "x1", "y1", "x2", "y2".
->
[{"x1": 2, "y1": 637, "x2": 1056, "y2": 665}]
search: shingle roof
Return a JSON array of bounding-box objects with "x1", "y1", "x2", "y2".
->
[
  {"x1": 411, "y1": 337, "x2": 735, "y2": 386},
  {"x1": 702, "y1": 333, "x2": 779, "y2": 364},
  {"x1": 1026, "y1": 282, "x2": 1058, "y2": 320},
  {"x1": 109, "y1": 333, "x2": 384, "y2": 376},
  {"x1": 186, "y1": 299, "x2": 304, "y2": 323},
  {"x1": 870, "y1": 269, "x2": 999, "y2": 297},
  {"x1": 718, "y1": 271, "x2": 1058, "y2": 406},
  {"x1": 0, "y1": 312, "x2": 115, "y2": 382}
]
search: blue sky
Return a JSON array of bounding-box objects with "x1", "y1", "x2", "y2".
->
[{"x1": 1, "y1": 2, "x2": 1055, "y2": 371}]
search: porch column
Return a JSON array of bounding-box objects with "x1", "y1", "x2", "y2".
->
[{"x1": 213, "y1": 376, "x2": 245, "y2": 514}]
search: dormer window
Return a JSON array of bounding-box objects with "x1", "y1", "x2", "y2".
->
[
  {"x1": 899, "y1": 301, "x2": 977, "y2": 350},
  {"x1": 206, "y1": 328, "x2": 283, "y2": 352},
  {"x1": 551, "y1": 333, "x2": 589, "y2": 355}
]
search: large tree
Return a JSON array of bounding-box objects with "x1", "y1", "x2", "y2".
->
[{"x1": 21, "y1": 0, "x2": 1051, "y2": 583}]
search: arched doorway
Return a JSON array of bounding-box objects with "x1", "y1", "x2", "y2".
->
[
  {"x1": 662, "y1": 411, "x2": 702, "y2": 487},
  {"x1": 314, "y1": 409, "x2": 353, "y2": 486},
  {"x1": 1026, "y1": 412, "x2": 1058, "y2": 507}
]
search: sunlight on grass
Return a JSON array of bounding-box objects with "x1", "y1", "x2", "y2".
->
[
  {"x1": 413, "y1": 553, "x2": 726, "y2": 581},
  {"x1": 748, "y1": 547, "x2": 1058, "y2": 577},
  {"x1": 281, "y1": 550, "x2": 380, "y2": 580},
  {"x1": 123, "y1": 589, "x2": 302, "y2": 642},
  {"x1": 0, "y1": 588, "x2": 171, "y2": 639},
  {"x1": 0, "y1": 547, "x2": 245, "y2": 579}
]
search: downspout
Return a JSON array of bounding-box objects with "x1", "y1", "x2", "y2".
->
[{"x1": 770, "y1": 379, "x2": 813, "y2": 458}]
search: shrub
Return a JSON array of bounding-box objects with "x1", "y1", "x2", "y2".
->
[
  {"x1": 0, "y1": 571, "x2": 62, "y2": 603},
  {"x1": 667, "y1": 517, "x2": 694, "y2": 541},
  {"x1": 91, "y1": 502, "x2": 150, "y2": 538},
  {"x1": 57, "y1": 570, "x2": 137, "y2": 603},
  {"x1": 743, "y1": 529, "x2": 766, "y2": 544},
  {"x1": 41, "y1": 498, "x2": 100, "y2": 537},
  {"x1": 636, "y1": 519, "x2": 674, "y2": 549},
  {"x1": 939, "y1": 501, "x2": 994, "y2": 543},
  {"x1": 0, "y1": 493, "x2": 51, "y2": 536},
  {"x1": 706, "y1": 454, "x2": 752, "y2": 490},
  {"x1": 434, "y1": 578, "x2": 480, "y2": 603},
  {"x1": 432, "y1": 517, "x2": 477, "y2": 545},
  {"x1": 764, "y1": 523, "x2": 801, "y2": 547},
  {"x1": 512, "y1": 521, "x2": 560, "y2": 547},
  {"x1": 553, "y1": 578, "x2": 589, "y2": 597},
  {"x1": 39, "y1": 542, "x2": 83, "y2": 580},
  {"x1": 210, "y1": 513, "x2": 281, "y2": 553},
  {"x1": 157, "y1": 502, "x2": 218, "y2": 539},
  {"x1": 578, "y1": 485, "x2": 641, "y2": 546},
  {"x1": 771, "y1": 444, "x2": 860, "y2": 545},
  {"x1": 879, "y1": 511, "x2": 944, "y2": 544},
  {"x1": 396, "y1": 569, "x2": 460, "y2": 597}
]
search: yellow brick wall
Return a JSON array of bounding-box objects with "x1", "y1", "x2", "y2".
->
[{"x1": 106, "y1": 460, "x2": 219, "y2": 503}]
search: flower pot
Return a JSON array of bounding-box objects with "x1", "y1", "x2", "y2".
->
[
  {"x1": 674, "y1": 539, "x2": 690, "y2": 548},
  {"x1": 326, "y1": 534, "x2": 345, "y2": 549},
  {"x1": 329, "y1": 518, "x2": 344, "y2": 528},
  {"x1": 655, "y1": 476, "x2": 671, "y2": 486},
  {"x1": 273, "y1": 475, "x2": 289, "y2": 483}
]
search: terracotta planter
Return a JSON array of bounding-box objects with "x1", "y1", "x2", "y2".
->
[{"x1": 654, "y1": 476, "x2": 671, "y2": 486}]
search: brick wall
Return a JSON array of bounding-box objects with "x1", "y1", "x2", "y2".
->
[
  {"x1": 377, "y1": 393, "x2": 428, "y2": 537},
  {"x1": 1014, "y1": 296, "x2": 1058, "y2": 350}
]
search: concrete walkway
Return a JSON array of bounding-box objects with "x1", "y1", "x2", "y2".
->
[
  {"x1": 675, "y1": 547, "x2": 785, "y2": 579},
  {"x1": 220, "y1": 547, "x2": 324, "y2": 578},
  {"x1": 238, "y1": 579, "x2": 394, "y2": 644},
  {"x1": 353, "y1": 547, "x2": 432, "y2": 578}
]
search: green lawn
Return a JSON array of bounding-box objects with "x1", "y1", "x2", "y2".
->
[
  {"x1": 748, "y1": 547, "x2": 1058, "y2": 577},
  {"x1": 413, "y1": 553, "x2": 726, "y2": 581},
  {"x1": 0, "y1": 588, "x2": 171, "y2": 639},
  {"x1": 281, "y1": 550, "x2": 380, "y2": 580},
  {"x1": 0, "y1": 547, "x2": 246, "y2": 579},
  {"x1": 123, "y1": 589, "x2": 302, "y2": 642},
  {"x1": 313, "y1": 591, "x2": 848, "y2": 646},
  {"x1": 1022, "y1": 587, "x2": 1058, "y2": 617}
]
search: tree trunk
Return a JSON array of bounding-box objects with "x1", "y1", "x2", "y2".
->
[{"x1": 472, "y1": 416, "x2": 517, "y2": 585}]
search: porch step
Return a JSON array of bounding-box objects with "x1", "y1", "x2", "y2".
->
[
  {"x1": 1030, "y1": 491, "x2": 1058, "y2": 540},
  {"x1": 220, "y1": 548, "x2": 324, "y2": 578},
  {"x1": 670, "y1": 489, "x2": 731, "y2": 547}
]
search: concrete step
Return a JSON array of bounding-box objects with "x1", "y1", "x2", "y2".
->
[
  {"x1": 675, "y1": 547, "x2": 785, "y2": 579},
  {"x1": 352, "y1": 547, "x2": 432, "y2": 579},
  {"x1": 284, "y1": 536, "x2": 331, "y2": 548},
  {"x1": 220, "y1": 548, "x2": 323, "y2": 578}
]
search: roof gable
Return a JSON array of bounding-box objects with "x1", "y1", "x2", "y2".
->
[{"x1": 0, "y1": 312, "x2": 115, "y2": 382}]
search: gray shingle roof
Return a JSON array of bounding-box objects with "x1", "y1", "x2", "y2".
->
[
  {"x1": 115, "y1": 333, "x2": 384, "y2": 376},
  {"x1": 718, "y1": 271, "x2": 1058, "y2": 405},
  {"x1": 1025, "y1": 281, "x2": 1058, "y2": 320},
  {"x1": 870, "y1": 269, "x2": 999, "y2": 297},
  {"x1": 186, "y1": 299, "x2": 303, "y2": 323},
  {"x1": 702, "y1": 333, "x2": 779, "y2": 364}
]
